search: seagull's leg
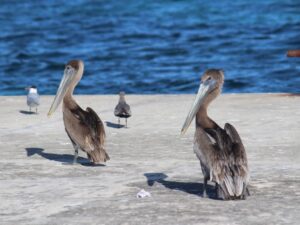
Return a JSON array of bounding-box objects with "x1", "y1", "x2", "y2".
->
[
  {"x1": 73, "y1": 145, "x2": 79, "y2": 164},
  {"x1": 125, "y1": 118, "x2": 127, "y2": 128},
  {"x1": 36, "y1": 107, "x2": 38, "y2": 113},
  {"x1": 29, "y1": 107, "x2": 31, "y2": 112},
  {"x1": 118, "y1": 118, "x2": 120, "y2": 128}
]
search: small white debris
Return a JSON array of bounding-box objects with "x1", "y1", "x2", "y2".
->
[{"x1": 136, "y1": 189, "x2": 151, "y2": 198}]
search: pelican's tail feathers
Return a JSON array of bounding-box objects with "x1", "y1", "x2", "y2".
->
[
  {"x1": 217, "y1": 178, "x2": 249, "y2": 200},
  {"x1": 87, "y1": 147, "x2": 110, "y2": 164}
]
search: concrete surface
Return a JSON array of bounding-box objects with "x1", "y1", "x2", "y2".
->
[{"x1": 0, "y1": 94, "x2": 299, "y2": 225}]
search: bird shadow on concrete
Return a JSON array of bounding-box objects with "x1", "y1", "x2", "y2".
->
[
  {"x1": 19, "y1": 110, "x2": 37, "y2": 115},
  {"x1": 144, "y1": 173, "x2": 217, "y2": 199},
  {"x1": 25, "y1": 147, "x2": 105, "y2": 167},
  {"x1": 105, "y1": 121, "x2": 125, "y2": 129}
]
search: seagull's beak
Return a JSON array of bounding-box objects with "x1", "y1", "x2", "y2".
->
[
  {"x1": 47, "y1": 70, "x2": 73, "y2": 117},
  {"x1": 181, "y1": 79, "x2": 216, "y2": 135}
]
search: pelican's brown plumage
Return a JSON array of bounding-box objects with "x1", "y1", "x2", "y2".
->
[
  {"x1": 114, "y1": 92, "x2": 131, "y2": 127},
  {"x1": 181, "y1": 69, "x2": 249, "y2": 200},
  {"x1": 48, "y1": 60, "x2": 109, "y2": 164}
]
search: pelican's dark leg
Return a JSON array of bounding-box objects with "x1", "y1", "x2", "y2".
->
[
  {"x1": 241, "y1": 186, "x2": 250, "y2": 200},
  {"x1": 73, "y1": 145, "x2": 79, "y2": 164},
  {"x1": 215, "y1": 183, "x2": 219, "y2": 199},
  {"x1": 246, "y1": 187, "x2": 250, "y2": 196},
  {"x1": 203, "y1": 176, "x2": 209, "y2": 198},
  {"x1": 215, "y1": 183, "x2": 223, "y2": 199},
  {"x1": 215, "y1": 183, "x2": 218, "y2": 193},
  {"x1": 65, "y1": 129, "x2": 79, "y2": 165}
]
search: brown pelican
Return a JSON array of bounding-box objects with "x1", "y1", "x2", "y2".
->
[
  {"x1": 114, "y1": 92, "x2": 131, "y2": 127},
  {"x1": 181, "y1": 69, "x2": 249, "y2": 200},
  {"x1": 47, "y1": 60, "x2": 109, "y2": 164},
  {"x1": 26, "y1": 85, "x2": 40, "y2": 113}
]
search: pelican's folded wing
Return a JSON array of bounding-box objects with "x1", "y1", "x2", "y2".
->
[
  {"x1": 202, "y1": 124, "x2": 249, "y2": 199},
  {"x1": 224, "y1": 123, "x2": 249, "y2": 181},
  {"x1": 84, "y1": 107, "x2": 106, "y2": 145},
  {"x1": 218, "y1": 123, "x2": 249, "y2": 198},
  {"x1": 69, "y1": 106, "x2": 109, "y2": 162}
]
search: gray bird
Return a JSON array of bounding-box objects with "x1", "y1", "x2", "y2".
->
[
  {"x1": 181, "y1": 69, "x2": 249, "y2": 200},
  {"x1": 26, "y1": 86, "x2": 40, "y2": 113},
  {"x1": 114, "y1": 92, "x2": 131, "y2": 128}
]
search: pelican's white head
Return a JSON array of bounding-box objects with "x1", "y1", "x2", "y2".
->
[
  {"x1": 47, "y1": 60, "x2": 84, "y2": 117},
  {"x1": 181, "y1": 69, "x2": 224, "y2": 135}
]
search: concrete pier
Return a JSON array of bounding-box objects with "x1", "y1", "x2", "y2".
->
[{"x1": 0, "y1": 94, "x2": 299, "y2": 225}]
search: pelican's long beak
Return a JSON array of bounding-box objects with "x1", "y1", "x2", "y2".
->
[
  {"x1": 181, "y1": 79, "x2": 216, "y2": 135},
  {"x1": 47, "y1": 70, "x2": 73, "y2": 117}
]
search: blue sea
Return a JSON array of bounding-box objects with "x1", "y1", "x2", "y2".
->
[{"x1": 0, "y1": 0, "x2": 300, "y2": 95}]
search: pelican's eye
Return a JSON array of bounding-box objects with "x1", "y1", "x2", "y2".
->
[
  {"x1": 65, "y1": 66, "x2": 73, "y2": 75},
  {"x1": 207, "y1": 76, "x2": 211, "y2": 81}
]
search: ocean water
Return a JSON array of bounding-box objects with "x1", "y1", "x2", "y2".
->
[{"x1": 0, "y1": 0, "x2": 299, "y2": 95}]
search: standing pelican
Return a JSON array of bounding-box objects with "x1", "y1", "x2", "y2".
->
[
  {"x1": 48, "y1": 60, "x2": 109, "y2": 164},
  {"x1": 181, "y1": 69, "x2": 249, "y2": 200},
  {"x1": 26, "y1": 85, "x2": 40, "y2": 113},
  {"x1": 114, "y1": 92, "x2": 131, "y2": 127}
]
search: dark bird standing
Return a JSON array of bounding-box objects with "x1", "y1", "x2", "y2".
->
[
  {"x1": 48, "y1": 60, "x2": 109, "y2": 164},
  {"x1": 181, "y1": 69, "x2": 249, "y2": 200},
  {"x1": 114, "y1": 92, "x2": 131, "y2": 127}
]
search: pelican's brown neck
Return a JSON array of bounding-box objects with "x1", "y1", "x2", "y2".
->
[
  {"x1": 196, "y1": 105, "x2": 217, "y2": 129},
  {"x1": 63, "y1": 67, "x2": 83, "y2": 109},
  {"x1": 195, "y1": 91, "x2": 219, "y2": 129},
  {"x1": 63, "y1": 89, "x2": 77, "y2": 109}
]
